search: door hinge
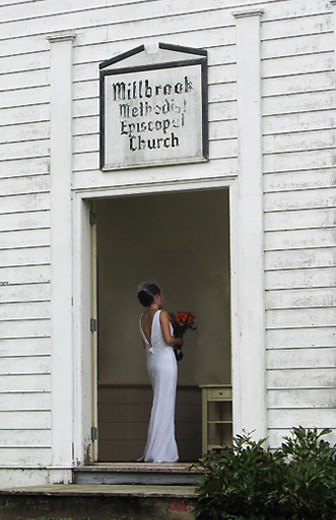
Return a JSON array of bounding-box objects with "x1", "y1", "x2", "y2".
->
[
  {"x1": 91, "y1": 426, "x2": 98, "y2": 441},
  {"x1": 90, "y1": 211, "x2": 96, "y2": 226},
  {"x1": 90, "y1": 318, "x2": 97, "y2": 332}
]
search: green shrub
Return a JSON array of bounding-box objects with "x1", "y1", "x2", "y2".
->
[{"x1": 194, "y1": 426, "x2": 336, "y2": 520}]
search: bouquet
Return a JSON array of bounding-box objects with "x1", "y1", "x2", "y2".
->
[{"x1": 169, "y1": 311, "x2": 196, "y2": 361}]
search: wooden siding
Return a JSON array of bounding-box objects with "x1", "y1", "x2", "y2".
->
[
  {"x1": 0, "y1": 0, "x2": 335, "y2": 472},
  {"x1": 0, "y1": 0, "x2": 51, "y2": 463},
  {"x1": 261, "y1": 4, "x2": 336, "y2": 446}
]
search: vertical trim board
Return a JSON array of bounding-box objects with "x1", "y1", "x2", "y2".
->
[
  {"x1": 48, "y1": 33, "x2": 75, "y2": 470},
  {"x1": 232, "y1": 8, "x2": 266, "y2": 439}
]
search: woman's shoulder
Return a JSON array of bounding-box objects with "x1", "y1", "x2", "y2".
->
[{"x1": 159, "y1": 309, "x2": 169, "y2": 322}]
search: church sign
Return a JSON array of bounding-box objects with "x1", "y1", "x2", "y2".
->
[{"x1": 99, "y1": 43, "x2": 208, "y2": 170}]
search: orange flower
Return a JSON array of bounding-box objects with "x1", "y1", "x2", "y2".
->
[{"x1": 170, "y1": 311, "x2": 196, "y2": 336}]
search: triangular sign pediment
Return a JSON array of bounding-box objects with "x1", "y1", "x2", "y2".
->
[{"x1": 99, "y1": 42, "x2": 207, "y2": 70}]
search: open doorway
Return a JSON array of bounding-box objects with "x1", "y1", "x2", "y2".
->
[{"x1": 95, "y1": 188, "x2": 231, "y2": 462}]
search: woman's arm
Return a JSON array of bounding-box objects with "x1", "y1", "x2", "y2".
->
[{"x1": 160, "y1": 310, "x2": 184, "y2": 347}]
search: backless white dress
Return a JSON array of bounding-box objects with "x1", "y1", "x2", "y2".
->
[{"x1": 139, "y1": 310, "x2": 179, "y2": 462}]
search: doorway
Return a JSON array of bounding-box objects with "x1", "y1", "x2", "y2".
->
[{"x1": 95, "y1": 188, "x2": 231, "y2": 462}]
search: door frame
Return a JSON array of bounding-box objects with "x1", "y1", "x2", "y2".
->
[{"x1": 72, "y1": 175, "x2": 265, "y2": 464}]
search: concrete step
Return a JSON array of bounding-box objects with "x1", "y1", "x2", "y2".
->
[
  {"x1": 0, "y1": 483, "x2": 197, "y2": 519},
  {"x1": 73, "y1": 462, "x2": 203, "y2": 485}
]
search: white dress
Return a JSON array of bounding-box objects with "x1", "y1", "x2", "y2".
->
[{"x1": 139, "y1": 310, "x2": 179, "y2": 463}]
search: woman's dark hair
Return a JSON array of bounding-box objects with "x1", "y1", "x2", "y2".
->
[{"x1": 137, "y1": 283, "x2": 161, "y2": 307}]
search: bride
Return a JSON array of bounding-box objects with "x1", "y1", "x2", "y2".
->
[{"x1": 138, "y1": 282, "x2": 183, "y2": 463}]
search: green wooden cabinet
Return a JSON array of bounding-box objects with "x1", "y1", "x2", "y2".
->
[{"x1": 200, "y1": 384, "x2": 232, "y2": 453}]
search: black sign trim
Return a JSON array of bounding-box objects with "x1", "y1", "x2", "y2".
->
[{"x1": 99, "y1": 45, "x2": 208, "y2": 171}]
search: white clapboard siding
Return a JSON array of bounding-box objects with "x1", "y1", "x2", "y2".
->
[
  {"x1": 0, "y1": 230, "x2": 50, "y2": 250},
  {"x1": 262, "y1": 51, "x2": 334, "y2": 78},
  {"x1": 267, "y1": 368, "x2": 336, "y2": 390},
  {"x1": 0, "y1": 122, "x2": 50, "y2": 148},
  {"x1": 73, "y1": 157, "x2": 239, "y2": 191},
  {"x1": 0, "y1": 411, "x2": 50, "y2": 430},
  {"x1": 264, "y1": 127, "x2": 335, "y2": 155},
  {"x1": 0, "y1": 0, "x2": 150, "y2": 20},
  {"x1": 0, "y1": 211, "x2": 50, "y2": 233},
  {"x1": 261, "y1": 0, "x2": 331, "y2": 19},
  {"x1": 0, "y1": 248, "x2": 50, "y2": 269},
  {"x1": 0, "y1": 176, "x2": 50, "y2": 197},
  {"x1": 0, "y1": 320, "x2": 50, "y2": 340},
  {"x1": 0, "y1": 447, "x2": 51, "y2": 466},
  {"x1": 265, "y1": 228, "x2": 336, "y2": 250},
  {"x1": 75, "y1": 25, "x2": 236, "y2": 60},
  {"x1": 0, "y1": 355, "x2": 50, "y2": 375},
  {"x1": 264, "y1": 149, "x2": 335, "y2": 173},
  {"x1": 263, "y1": 109, "x2": 335, "y2": 135},
  {"x1": 265, "y1": 208, "x2": 336, "y2": 231},
  {"x1": 267, "y1": 307, "x2": 335, "y2": 329},
  {"x1": 261, "y1": 3, "x2": 336, "y2": 444},
  {"x1": 0, "y1": 69, "x2": 49, "y2": 93},
  {"x1": 75, "y1": 38, "x2": 235, "y2": 68},
  {"x1": 0, "y1": 14, "x2": 51, "y2": 467},
  {"x1": 0, "y1": 429, "x2": 51, "y2": 447},
  {"x1": 264, "y1": 170, "x2": 336, "y2": 192},
  {"x1": 0, "y1": 302, "x2": 50, "y2": 321},
  {"x1": 0, "y1": 391, "x2": 50, "y2": 411},
  {"x1": 263, "y1": 70, "x2": 335, "y2": 97},
  {"x1": 266, "y1": 287, "x2": 336, "y2": 309},
  {"x1": 209, "y1": 120, "x2": 237, "y2": 140},
  {"x1": 0, "y1": 284, "x2": 49, "y2": 304},
  {"x1": 267, "y1": 428, "x2": 336, "y2": 450},
  {"x1": 267, "y1": 348, "x2": 336, "y2": 370},
  {"x1": 0, "y1": 140, "x2": 49, "y2": 162},
  {"x1": 0, "y1": 194, "x2": 50, "y2": 214},
  {"x1": 0, "y1": 374, "x2": 50, "y2": 393},
  {"x1": 263, "y1": 90, "x2": 335, "y2": 117},
  {"x1": 0, "y1": 34, "x2": 50, "y2": 60},
  {"x1": 0, "y1": 51, "x2": 49, "y2": 77},
  {"x1": 73, "y1": 80, "x2": 99, "y2": 101},
  {"x1": 0, "y1": 265, "x2": 50, "y2": 286},
  {"x1": 1, "y1": 85, "x2": 49, "y2": 110},
  {"x1": 209, "y1": 140, "x2": 237, "y2": 160},
  {"x1": 0, "y1": 338, "x2": 50, "y2": 358},
  {"x1": 265, "y1": 268, "x2": 336, "y2": 292},
  {"x1": 268, "y1": 409, "x2": 336, "y2": 429},
  {"x1": 74, "y1": 58, "x2": 235, "y2": 85},
  {"x1": 0, "y1": 2, "x2": 233, "y2": 41},
  {"x1": 209, "y1": 101, "x2": 237, "y2": 121},
  {"x1": 74, "y1": 15, "x2": 236, "y2": 49},
  {"x1": 268, "y1": 387, "x2": 336, "y2": 408},
  {"x1": 265, "y1": 188, "x2": 336, "y2": 212},
  {"x1": 265, "y1": 248, "x2": 336, "y2": 271},
  {"x1": 262, "y1": 12, "x2": 332, "y2": 41},
  {"x1": 262, "y1": 31, "x2": 334, "y2": 59},
  {"x1": 208, "y1": 83, "x2": 237, "y2": 103},
  {"x1": 0, "y1": 158, "x2": 50, "y2": 178},
  {"x1": 1, "y1": 105, "x2": 49, "y2": 127}
]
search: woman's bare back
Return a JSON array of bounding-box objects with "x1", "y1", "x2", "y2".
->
[{"x1": 140, "y1": 308, "x2": 157, "y2": 346}]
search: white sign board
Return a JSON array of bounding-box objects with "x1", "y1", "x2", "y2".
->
[{"x1": 100, "y1": 45, "x2": 208, "y2": 170}]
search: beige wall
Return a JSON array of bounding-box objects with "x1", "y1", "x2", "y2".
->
[{"x1": 96, "y1": 188, "x2": 231, "y2": 387}]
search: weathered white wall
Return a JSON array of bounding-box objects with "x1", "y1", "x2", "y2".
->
[
  {"x1": 260, "y1": 1, "x2": 336, "y2": 446},
  {"x1": 0, "y1": 0, "x2": 335, "y2": 485},
  {"x1": 96, "y1": 190, "x2": 231, "y2": 387}
]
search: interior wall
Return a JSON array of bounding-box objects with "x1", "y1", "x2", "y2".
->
[
  {"x1": 96, "y1": 188, "x2": 231, "y2": 461},
  {"x1": 97, "y1": 188, "x2": 231, "y2": 386}
]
